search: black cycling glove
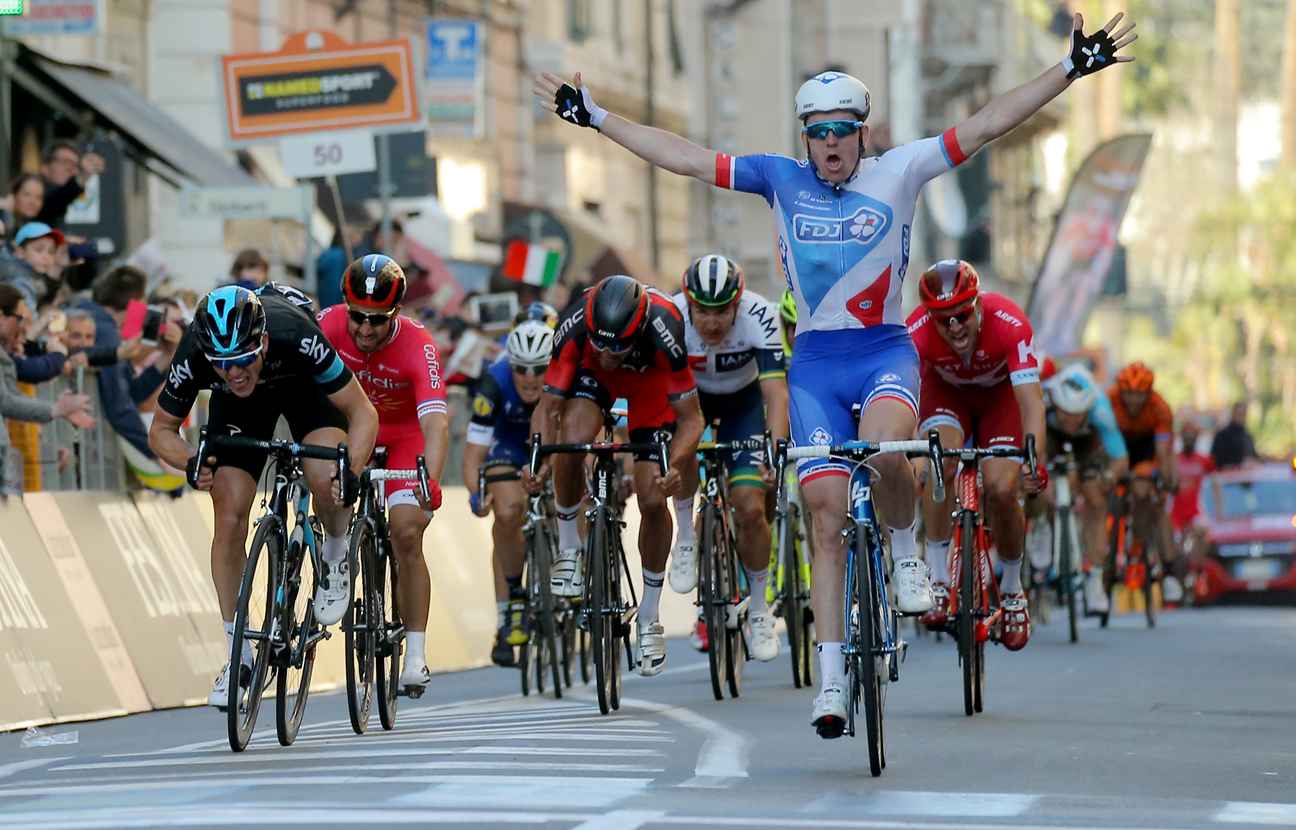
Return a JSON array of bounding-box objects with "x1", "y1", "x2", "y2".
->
[
  {"x1": 185, "y1": 454, "x2": 206, "y2": 489},
  {"x1": 554, "y1": 83, "x2": 608, "y2": 130},
  {"x1": 1062, "y1": 25, "x2": 1118, "y2": 79}
]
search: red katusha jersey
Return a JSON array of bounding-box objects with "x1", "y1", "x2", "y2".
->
[
  {"x1": 317, "y1": 305, "x2": 448, "y2": 439},
  {"x1": 906, "y1": 292, "x2": 1040, "y2": 388}
]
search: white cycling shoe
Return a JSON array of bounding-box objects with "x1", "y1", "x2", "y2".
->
[
  {"x1": 550, "y1": 547, "x2": 585, "y2": 598},
  {"x1": 208, "y1": 660, "x2": 251, "y2": 710},
  {"x1": 747, "y1": 612, "x2": 779, "y2": 662},
  {"x1": 892, "y1": 557, "x2": 935, "y2": 614},
  {"x1": 638, "y1": 621, "x2": 667, "y2": 676},
  {"x1": 1162, "y1": 574, "x2": 1185, "y2": 603},
  {"x1": 313, "y1": 559, "x2": 351, "y2": 626},
  {"x1": 1085, "y1": 570, "x2": 1110, "y2": 614},
  {"x1": 399, "y1": 663, "x2": 433, "y2": 689},
  {"x1": 811, "y1": 683, "x2": 848, "y2": 739},
  {"x1": 668, "y1": 541, "x2": 698, "y2": 594}
]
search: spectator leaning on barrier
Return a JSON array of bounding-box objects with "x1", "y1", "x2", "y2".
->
[
  {"x1": 37, "y1": 140, "x2": 106, "y2": 229},
  {"x1": 0, "y1": 283, "x2": 93, "y2": 493}
]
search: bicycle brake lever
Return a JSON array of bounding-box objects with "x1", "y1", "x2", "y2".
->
[
  {"x1": 528, "y1": 433, "x2": 542, "y2": 477},
  {"x1": 927, "y1": 430, "x2": 946, "y2": 503},
  {"x1": 416, "y1": 456, "x2": 430, "y2": 506}
]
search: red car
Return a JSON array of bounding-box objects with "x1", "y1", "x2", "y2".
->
[{"x1": 1192, "y1": 463, "x2": 1296, "y2": 603}]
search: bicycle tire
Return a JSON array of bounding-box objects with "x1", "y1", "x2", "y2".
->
[
  {"x1": 857, "y1": 526, "x2": 884, "y2": 777},
  {"x1": 1141, "y1": 544, "x2": 1157, "y2": 629},
  {"x1": 723, "y1": 524, "x2": 744, "y2": 699},
  {"x1": 701, "y1": 504, "x2": 726, "y2": 702},
  {"x1": 780, "y1": 503, "x2": 805, "y2": 689},
  {"x1": 345, "y1": 519, "x2": 378, "y2": 735},
  {"x1": 1058, "y1": 508, "x2": 1079, "y2": 643},
  {"x1": 588, "y1": 513, "x2": 612, "y2": 715},
  {"x1": 957, "y1": 509, "x2": 978, "y2": 717},
  {"x1": 376, "y1": 548, "x2": 401, "y2": 731},
  {"x1": 609, "y1": 532, "x2": 624, "y2": 713},
  {"x1": 275, "y1": 536, "x2": 318, "y2": 747},
  {"x1": 536, "y1": 523, "x2": 564, "y2": 698},
  {"x1": 559, "y1": 607, "x2": 575, "y2": 688},
  {"x1": 227, "y1": 520, "x2": 278, "y2": 752},
  {"x1": 1101, "y1": 517, "x2": 1120, "y2": 628},
  {"x1": 578, "y1": 616, "x2": 591, "y2": 685}
]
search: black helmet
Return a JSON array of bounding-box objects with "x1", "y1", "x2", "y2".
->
[
  {"x1": 682, "y1": 254, "x2": 744, "y2": 307},
  {"x1": 342, "y1": 253, "x2": 406, "y2": 311},
  {"x1": 193, "y1": 286, "x2": 266, "y2": 359},
  {"x1": 584, "y1": 275, "x2": 648, "y2": 351}
]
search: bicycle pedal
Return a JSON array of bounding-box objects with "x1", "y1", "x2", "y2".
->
[
  {"x1": 726, "y1": 596, "x2": 750, "y2": 629},
  {"x1": 401, "y1": 685, "x2": 426, "y2": 700}
]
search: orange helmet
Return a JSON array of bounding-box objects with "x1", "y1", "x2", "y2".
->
[
  {"x1": 918, "y1": 259, "x2": 980, "y2": 312},
  {"x1": 1115, "y1": 361, "x2": 1155, "y2": 392}
]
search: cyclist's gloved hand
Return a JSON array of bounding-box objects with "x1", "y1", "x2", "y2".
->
[
  {"x1": 1060, "y1": 12, "x2": 1135, "y2": 80},
  {"x1": 338, "y1": 467, "x2": 361, "y2": 507},
  {"x1": 185, "y1": 453, "x2": 212, "y2": 490},
  {"x1": 424, "y1": 479, "x2": 443, "y2": 512},
  {"x1": 1022, "y1": 460, "x2": 1048, "y2": 494},
  {"x1": 554, "y1": 75, "x2": 608, "y2": 130},
  {"x1": 468, "y1": 490, "x2": 481, "y2": 515}
]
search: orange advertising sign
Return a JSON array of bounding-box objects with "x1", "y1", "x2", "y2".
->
[{"x1": 221, "y1": 30, "x2": 420, "y2": 145}]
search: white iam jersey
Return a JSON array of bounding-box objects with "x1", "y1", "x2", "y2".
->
[{"x1": 671, "y1": 290, "x2": 786, "y2": 395}]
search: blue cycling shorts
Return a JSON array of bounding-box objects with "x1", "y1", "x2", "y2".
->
[
  {"x1": 699, "y1": 382, "x2": 767, "y2": 488},
  {"x1": 788, "y1": 325, "x2": 920, "y2": 484},
  {"x1": 485, "y1": 439, "x2": 527, "y2": 469}
]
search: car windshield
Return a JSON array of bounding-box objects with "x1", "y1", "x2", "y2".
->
[{"x1": 1204, "y1": 479, "x2": 1296, "y2": 520}]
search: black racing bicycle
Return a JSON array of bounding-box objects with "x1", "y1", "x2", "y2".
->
[
  {"x1": 344, "y1": 449, "x2": 431, "y2": 735},
  {"x1": 529, "y1": 430, "x2": 670, "y2": 715},
  {"x1": 197, "y1": 428, "x2": 349, "y2": 753}
]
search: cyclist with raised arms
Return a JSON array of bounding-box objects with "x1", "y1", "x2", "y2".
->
[
  {"x1": 148, "y1": 286, "x2": 378, "y2": 707},
  {"x1": 537, "y1": 11, "x2": 1136, "y2": 734},
  {"x1": 906, "y1": 260, "x2": 1046, "y2": 650},
  {"x1": 463, "y1": 320, "x2": 555, "y2": 667},
  {"x1": 666, "y1": 254, "x2": 788, "y2": 662},
  {"x1": 526, "y1": 274, "x2": 704, "y2": 677},
  {"x1": 317, "y1": 255, "x2": 450, "y2": 691},
  {"x1": 1040, "y1": 362, "x2": 1129, "y2": 614}
]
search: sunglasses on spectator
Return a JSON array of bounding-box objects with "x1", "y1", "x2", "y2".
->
[
  {"x1": 802, "y1": 120, "x2": 865, "y2": 140},
  {"x1": 348, "y1": 308, "x2": 397, "y2": 327},
  {"x1": 210, "y1": 348, "x2": 262, "y2": 371},
  {"x1": 511, "y1": 363, "x2": 546, "y2": 377},
  {"x1": 934, "y1": 306, "x2": 976, "y2": 327}
]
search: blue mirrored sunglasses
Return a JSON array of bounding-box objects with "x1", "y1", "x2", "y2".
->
[
  {"x1": 802, "y1": 119, "x2": 864, "y2": 140},
  {"x1": 210, "y1": 348, "x2": 261, "y2": 370}
]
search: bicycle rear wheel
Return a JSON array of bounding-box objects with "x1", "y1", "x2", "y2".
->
[
  {"x1": 957, "y1": 510, "x2": 981, "y2": 717},
  {"x1": 855, "y1": 528, "x2": 884, "y2": 777},
  {"x1": 345, "y1": 519, "x2": 378, "y2": 735},
  {"x1": 276, "y1": 537, "x2": 319, "y2": 746},
  {"x1": 1141, "y1": 545, "x2": 1157, "y2": 629},
  {"x1": 376, "y1": 549, "x2": 401, "y2": 731},
  {"x1": 588, "y1": 514, "x2": 613, "y2": 715},
  {"x1": 535, "y1": 523, "x2": 564, "y2": 698},
  {"x1": 701, "y1": 505, "x2": 727, "y2": 702},
  {"x1": 723, "y1": 526, "x2": 744, "y2": 699},
  {"x1": 1058, "y1": 509, "x2": 1079, "y2": 643},
  {"x1": 780, "y1": 506, "x2": 808, "y2": 689},
  {"x1": 228, "y1": 521, "x2": 278, "y2": 752}
]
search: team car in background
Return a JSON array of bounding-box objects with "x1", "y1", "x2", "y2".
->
[{"x1": 1191, "y1": 462, "x2": 1296, "y2": 603}]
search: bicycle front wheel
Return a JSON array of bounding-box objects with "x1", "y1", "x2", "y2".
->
[
  {"x1": 227, "y1": 520, "x2": 278, "y2": 752},
  {"x1": 276, "y1": 535, "x2": 319, "y2": 746},
  {"x1": 534, "y1": 523, "x2": 564, "y2": 698},
  {"x1": 588, "y1": 514, "x2": 613, "y2": 715},
  {"x1": 376, "y1": 548, "x2": 401, "y2": 731},
  {"x1": 345, "y1": 519, "x2": 378, "y2": 734},
  {"x1": 853, "y1": 528, "x2": 884, "y2": 777},
  {"x1": 700, "y1": 504, "x2": 727, "y2": 702},
  {"x1": 957, "y1": 510, "x2": 980, "y2": 717},
  {"x1": 1058, "y1": 508, "x2": 1079, "y2": 643}
]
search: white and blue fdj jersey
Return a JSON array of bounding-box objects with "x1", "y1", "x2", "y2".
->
[
  {"x1": 715, "y1": 129, "x2": 966, "y2": 335},
  {"x1": 670, "y1": 290, "x2": 785, "y2": 396}
]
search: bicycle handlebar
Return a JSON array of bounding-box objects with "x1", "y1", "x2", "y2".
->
[
  {"x1": 363, "y1": 458, "x2": 431, "y2": 506},
  {"x1": 773, "y1": 431, "x2": 946, "y2": 505},
  {"x1": 197, "y1": 426, "x2": 349, "y2": 487},
  {"x1": 529, "y1": 432, "x2": 671, "y2": 479}
]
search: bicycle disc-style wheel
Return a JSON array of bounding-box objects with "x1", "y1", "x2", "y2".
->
[
  {"x1": 227, "y1": 521, "x2": 279, "y2": 752},
  {"x1": 276, "y1": 539, "x2": 319, "y2": 747},
  {"x1": 588, "y1": 515, "x2": 613, "y2": 715},
  {"x1": 957, "y1": 510, "x2": 980, "y2": 717},
  {"x1": 856, "y1": 530, "x2": 884, "y2": 777},
  {"x1": 1058, "y1": 509, "x2": 1079, "y2": 644},
  {"x1": 781, "y1": 507, "x2": 807, "y2": 689},
  {"x1": 700, "y1": 505, "x2": 727, "y2": 702},
  {"x1": 376, "y1": 549, "x2": 401, "y2": 731},
  {"x1": 345, "y1": 520, "x2": 378, "y2": 735}
]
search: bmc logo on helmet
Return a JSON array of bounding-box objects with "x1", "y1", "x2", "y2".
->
[{"x1": 792, "y1": 205, "x2": 890, "y2": 246}]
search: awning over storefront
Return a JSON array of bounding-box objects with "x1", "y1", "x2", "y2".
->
[{"x1": 9, "y1": 46, "x2": 254, "y2": 188}]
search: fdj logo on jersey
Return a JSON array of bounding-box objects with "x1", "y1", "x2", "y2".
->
[{"x1": 792, "y1": 203, "x2": 891, "y2": 247}]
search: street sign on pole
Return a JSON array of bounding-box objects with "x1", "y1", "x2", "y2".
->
[
  {"x1": 278, "y1": 129, "x2": 377, "y2": 179},
  {"x1": 177, "y1": 186, "x2": 313, "y2": 221},
  {"x1": 220, "y1": 30, "x2": 421, "y2": 146},
  {"x1": 425, "y1": 19, "x2": 485, "y2": 138},
  {"x1": 1, "y1": 0, "x2": 102, "y2": 35}
]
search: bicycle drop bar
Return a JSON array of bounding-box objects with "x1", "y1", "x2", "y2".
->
[
  {"x1": 197, "y1": 426, "x2": 349, "y2": 485},
  {"x1": 529, "y1": 432, "x2": 671, "y2": 478},
  {"x1": 773, "y1": 430, "x2": 946, "y2": 504},
  {"x1": 364, "y1": 458, "x2": 432, "y2": 506}
]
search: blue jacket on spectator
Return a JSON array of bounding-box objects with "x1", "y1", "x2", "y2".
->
[
  {"x1": 0, "y1": 247, "x2": 44, "y2": 311},
  {"x1": 69, "y1": 297, "x2": 163, "y2": 460}
]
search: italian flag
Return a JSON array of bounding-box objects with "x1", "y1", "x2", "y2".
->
[{"x1": 502, "y1": 240, "x2": 562, "y2": 287}]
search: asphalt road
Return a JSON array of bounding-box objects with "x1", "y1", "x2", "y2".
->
[{"x1": 1, "y1": 604, "x2": 1293, "y2": 830}]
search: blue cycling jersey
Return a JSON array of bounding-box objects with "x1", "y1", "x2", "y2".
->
[
  {"x1": 715, "y1": 129, "x2": 967, "y2": 334},
  {"x1": 466, "y1": 357, "x2": 534, "y2": 456}
]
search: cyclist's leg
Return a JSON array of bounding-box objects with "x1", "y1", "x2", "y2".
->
[
  {"x1": 632, "y1": 431, "x2": 675, "y2": 676},
  {"x1": 378, "y1": 433, "x2": 435, "y2": 682},
  {"x1": 487, "y1": 466, "x2": 529, "y2": 645},
  {"x1": 288, "y1": 384, "x2": 352, "y2": 624},
  {"x1": 667, "y1": 392, "x2": 706, "y2": 594},
  {"x1": 551, "y1": 392, "x2": 603, "y2": 595},
  {"x1": 917, "y1": 376, "x2": 966, "y2": 615}
]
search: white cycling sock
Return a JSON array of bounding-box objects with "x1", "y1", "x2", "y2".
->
[
  {"x1": 496, "y1": 601, "x2": 509, "y2": 629},
  {"x1": 927, "y1": 539, "x2": 951, "y2": 584},
  {"x1": 405, "y1": 631, "x2": 426, "y2": 668},
  {"x1": 1000, "y1": 558, "x2": 1023, "y2": 594},
  {"x1": 639, "y1": 570, "x2": 665, "y2": 626},
  {"x1": 224, "y1": 620, "x2": 252, "y2": 666},
  {"x1": 747, "y1": 567, "x2": 770, "y2": 615},
  {"x1": 322, "y1": 534, "x2": 347, "y2": 565},
  {"x1": 672, "y1": 497, "x2": 695, "y2": 547},
  {"x1": 891, "y1": 519, "x2": 919, "y2": 563},
  {"x1": 817, "y1": 642, "x2": 846, "y2": 689},
  {"x1": 557, "y1": 501, "x2": 581, "y2": 551}
]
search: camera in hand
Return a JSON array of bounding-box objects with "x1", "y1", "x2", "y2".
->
[{"x1": 140, "y1": 307, "x2": 165, "y2": 346}]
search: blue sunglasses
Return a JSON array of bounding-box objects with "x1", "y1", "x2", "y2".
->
[
  {"x1": 210, "y1": 348, "x2": 261, "y2": 371},
  {"x1": 802, "y1": 119, "x2": 864, "y2": 140}
]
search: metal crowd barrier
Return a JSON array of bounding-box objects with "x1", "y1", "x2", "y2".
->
[{"x1": 23, "y1": 367, "x2": 125, "y2": 492}]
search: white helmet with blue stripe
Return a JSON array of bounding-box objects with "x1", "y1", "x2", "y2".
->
[{"x1": 794, "y1": 71, "x2": 871, "y2": 122}]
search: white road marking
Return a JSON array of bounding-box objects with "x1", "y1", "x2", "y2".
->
[
  {"x1": 572, "y1": 809, "x2": 667, "y2": 830},
  {"x1": 0, "y1": 756, "x2": 69, "y2": 780},
  {"x1": 387, "y1": 774, "x2": 652, "y2": 809},
  {"x1": 858, "y1": 790, "x2": 1039, "y2": 817},
  {"x1": 1215, "y1": 801, "x2": 1296, "y2": 825}
]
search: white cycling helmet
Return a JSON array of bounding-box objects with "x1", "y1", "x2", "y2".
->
[
  {"x1": 1048, "y1": 365, "x2": 1098, "y2": 415},
  {"x1": 506, "y1": 319, "x2": 554, "y2": 367},
  {"x1": 794, "y1": 71, "x2": 872, "y2": 122}
]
